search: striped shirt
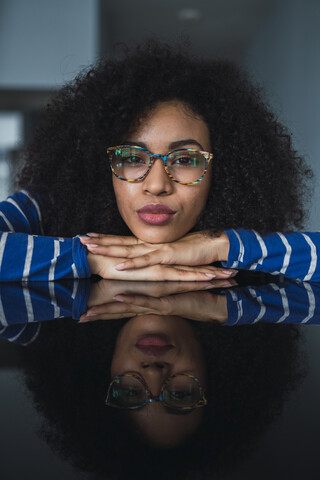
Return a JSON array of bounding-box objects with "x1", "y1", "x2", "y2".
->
[
  {"x1": 0, "y1": 191, "x2": 319, "y2": 282},
  {"x1": 0, "y1": 191, "x2": 90, "y2": 281},
  {"x1": 223, "y1": 229, "x2": 320, "y2": 282}
]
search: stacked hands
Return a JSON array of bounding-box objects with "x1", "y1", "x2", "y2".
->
[
  {"x1": 79, "y1": 230, "x2": 236, "y2": 282},
  {"x1": 79, "y1": 230, "x2": 236, "y2": 323},
  {"x1": 79, "y1": 279, "x2": 232, "y2": 323}
]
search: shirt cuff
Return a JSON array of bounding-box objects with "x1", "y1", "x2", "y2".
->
[
  {"x1": 221, "y1": 229, "x2": 242, "y2": 268},
  {"x1": 72, "y1": 237, "x2": 91, "y2": 278}
]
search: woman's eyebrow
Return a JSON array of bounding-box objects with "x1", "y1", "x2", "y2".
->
[
  {"x1": 169, "y1": 139, "x2": 204, "y2": 150},
  {"x1": 122, "y1": 139, "x2": 204, "y2": 150},
  {"x1": 122, "y1": 140, "x2": 148, "y2": 148}
]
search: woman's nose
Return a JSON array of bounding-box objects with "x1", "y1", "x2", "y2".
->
[
  {"x1": 142, "y1": 361, "x2": 171, "y2": 370},
  {"x1": 142, "y1": 158, "x2": 174, "y2": 196},
  {"x1": 141, "y1": 361, "x2": 172, "y2": 396}
]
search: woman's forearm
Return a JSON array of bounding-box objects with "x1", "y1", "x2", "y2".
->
[{"x1": 223, "y1": 229, "x2": 320, "y2": 282}]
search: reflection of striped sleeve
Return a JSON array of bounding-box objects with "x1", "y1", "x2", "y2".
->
[
  {"x1": 223, "y1": 229, "x2": 320, "y2": 281},
  {"x1": 0, "y1": 323, "x2": 41, "y2": 346},
  {"x1": 0, "y1": 280, "x2": 90, "y2": 345},
  {"x1": 0, "y1": 191, "x2": 90, "y2": 281},
  {"x1": 224, "y1": 280, "x2": 320, "y2": 325}
]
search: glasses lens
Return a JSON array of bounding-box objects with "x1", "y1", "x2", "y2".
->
[
  {"x1": 110, "y1": 147, "x2": 149, "y2": 180},
  {"x1": 167, "y1": 150, "x2": 206, "y2": 183},
  {"x1": 163, "y1": 375, "x2": 201, "y2": 408},
  {"x1": 107, "y1": 376, "x2": 147, "y2": 408}
]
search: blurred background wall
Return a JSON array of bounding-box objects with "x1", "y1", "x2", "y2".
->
[
  {"x1": 244, "y1": 0, "x2": 320, "y2": 230},
  {"x1": 0, "y1": 0, "x2": 319, "y2": 227}
]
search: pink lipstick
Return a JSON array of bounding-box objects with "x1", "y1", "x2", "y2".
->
[
  {"x1": 137, "y1": 204, "x2": 176, "y2": 225},
  {"x1": 135, "y1": 345, "x2": 174, "y2": 356},
  {"x1": 136, "y1": 334, "x2": 172, "y2": 346},
  {"x1": 136, "y1": 335, "x2": 174, "y2": 356}
]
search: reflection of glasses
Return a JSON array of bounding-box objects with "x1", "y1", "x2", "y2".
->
[
  {"x1": 105, "y1": 373, "x2": 207, "y2": 411},
  {"x1": 107, "y1": 145, "x2": 213, "y2": 185}
]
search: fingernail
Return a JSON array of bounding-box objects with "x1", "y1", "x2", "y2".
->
[
  {"x1": 205, "y1": 273, "x2": 216, "y2": 278},
  {"x1": 222, "y1": 270, "x2": 237, "y2": 275},
  {"x1": 85, "y1": 312, "x2": 97, "y2": 317},
  {"x1": 79, "y1": 314, "x2": 96, "y2": 323},
  {"x1": 114, "y1": 263, "x2": 125, "y2": 270},
  {"x1": 78, "y1": 318, "x2": 89, "y2": 323},
  {"x1": 86, "y1": 233, "x2": 100, "y2": 237},
  {"x1": 113, "y1": 296, "x2": 124, "y2": 302},
  {"x1": 205, "y1": 284, "x2": 216, "y2": 289},
  {"x1": 86, "y1": 244, "x2": 99, "y2": 249}
]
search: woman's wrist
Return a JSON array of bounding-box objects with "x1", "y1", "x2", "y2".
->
[
  {"x1": 87, "y1": 252, "x2": 99, "y2": 276},
  {"x1": 214, "y1": 232, "x2": 230, "y2": 262}
]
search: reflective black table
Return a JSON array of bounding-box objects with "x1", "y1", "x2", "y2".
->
[{"x1": 1, "y1": 274, "x2": 319, "y2": 480}]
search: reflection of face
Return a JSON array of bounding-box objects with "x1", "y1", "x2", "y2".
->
[
  {"x1": 112, "y1": 101, "x2": 212, "y2": 243},
  {"x1": 110, "y1": 315, "x2": 207, "y2": 447}
]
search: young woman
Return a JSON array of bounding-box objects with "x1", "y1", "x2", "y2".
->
[{"x1": 0, "y1": 41, "x2": 317, "y2": 282}]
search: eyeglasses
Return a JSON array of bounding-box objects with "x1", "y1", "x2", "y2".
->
[
  {"x1": 107, "y1": 145, "x2": 213, "y2": 185},
  {"x1": 105, "y1": 373, "x2": 207, "y2": 411}
]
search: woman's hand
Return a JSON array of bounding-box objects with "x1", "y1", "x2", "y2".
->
[
  {"x1": 81, "y1": 230, "x2": 234, "y2": 277},
  {"x1": 79, "y1": 279, "x2": 232, "y2": 323},
  {"x1": 87, "y1": 250, "x2": 232, "y2": 281}
]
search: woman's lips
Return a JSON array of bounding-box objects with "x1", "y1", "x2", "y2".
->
[
  {"x1": 136, "y1": 334, "x2": 173, "y2": 346},
  {"x1": 136, "y1": 335, "x2": 174, "y2": 356},
  {"x1": 135, "y1": 345, "x2": 174, "y2": 356},
  {"x1": 137, "y1": 204, "x2": 176, "y2": 225}
]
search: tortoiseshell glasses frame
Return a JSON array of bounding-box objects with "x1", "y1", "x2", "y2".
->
[
  {"x1": 105, "y1": 373, "x2": 208, "y2": 411},
  {"x1": 107, "y1": 145, "x2": 214, "y2": 185}
]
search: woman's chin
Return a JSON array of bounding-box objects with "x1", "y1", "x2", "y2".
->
[{"x1": 132, "y1": 228, "x2": 186, "y2": 244}]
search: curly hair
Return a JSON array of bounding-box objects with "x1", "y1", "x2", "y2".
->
[
  {"x1": 21, "y1": 317, "x2": 306, "y2": 480},
  {"x1": 18, "y1": 40, "x2": 312, "y2": 237}
]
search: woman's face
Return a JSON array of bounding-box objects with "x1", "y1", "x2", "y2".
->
[
  {"x1": 112, "y1": 101, "x2": 212, "y2": 243},
  {"x1": 110, "y1": 314, "x2": 207, "y2": 447}
]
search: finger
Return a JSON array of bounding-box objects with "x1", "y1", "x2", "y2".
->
[
  {"x1": 85, "y1": 244, "x2": 152, "y2": 258},
  {"x1": 125, "y1": 281, "x2": 217, "y2": 296},
  {"x1": 114, "y1": 250, "x2": 165, "y2": 270},
  {"x1": 153, "y1": 266, "x2": 218, "y2": 281},
  {"x1": 210, "y1": 278, "x2": 238, "y2": 288},
  {"x1": 95, "y1": 280, "x2": 216, "y2": 297},
  {"x1": 105, "y1": 263, "x2": 219, "y2": 282},
  {"x1": 80, "y1": 234, "x2": 140, "y2": 246},
  {"x1": 110, "y1": 294, "x2": 165, "y2": 311},
  {"x1": 83, "y1": 301, "x2": 152, "y2": 315},
  {"x1": 165, "y1": 265, "x2": 238, "y2": 279},
  {"x1": 79, "y1": 312, "x2": 140, "y2": 322}
]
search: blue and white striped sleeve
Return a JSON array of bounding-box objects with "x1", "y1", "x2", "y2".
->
[
  {"x1": 0, "y1": 191, "x2": 91, "y2": 281},
  {"x1": 223, "y1": 229, "x2": 320, "y2": 282},
  {"x1": 224, "y1": 280, "x2": 320, "y2": 325},
  {"x1": 0, "y1": 279, "x2": 91, "y2": 345}
]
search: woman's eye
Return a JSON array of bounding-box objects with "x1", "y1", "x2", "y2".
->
[
  {"x1": 168, "y1": 390, "x2": 192, "y2": 399},
  {"x1": 123, "y1": 156, "x2": 146, "y2": 165},
  {"x1": 175, "y1": 156, "x2": 192, "y2": 164},
  {"x1": 118, "y1": 387, "x2": 142, "y2": 398},
  {"x1": 172, "y1": 155, "x2": 198, "y2": 167}
]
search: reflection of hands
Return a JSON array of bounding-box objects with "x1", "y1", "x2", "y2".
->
[
  {"x1": 79, "y1": 279, "x2": 232, "y2": 323},
  {"x1": 81, "y1": 231, "x2": 236, "y2": 281}
]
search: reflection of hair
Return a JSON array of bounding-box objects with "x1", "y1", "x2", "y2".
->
[
  {"x1": 22, "y1": 319, "x2": 306, "y2": 479},
  {"x1": 18, "y1": 41, "x2": 312, "y2": 237}
]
